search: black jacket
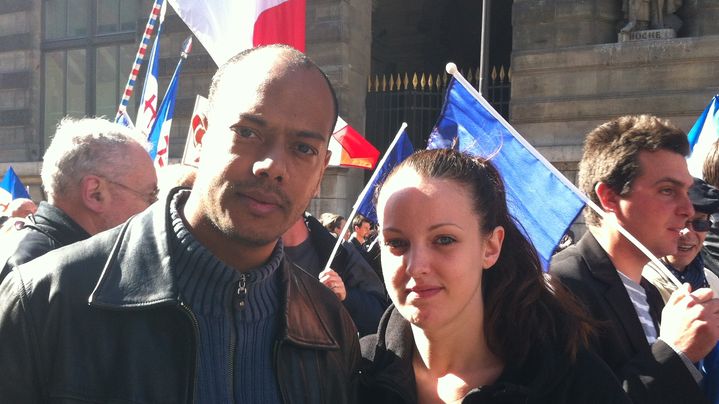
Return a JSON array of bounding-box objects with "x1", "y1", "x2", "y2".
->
[
  {"x1": 349, "y1": 236, "x2": 383, "y2": 281},
  {"x1": 301, "y1": 213, "x2": 387, "y2": 336},
  {"x1": 0, "y1": 194, "x2": 360, "y2": 403},
  {"x1": 0, "y1": 201, "x2": 89, "y2": 283},
  {"x1": 358, "y1": 307, "x2": 630, "y2": 404},
  {"x1": 550, "y1": 232, "x2": 708, "y2": 404},
  {"x1": 701, "y1": 220, "x2": 719, "y2": 278}
]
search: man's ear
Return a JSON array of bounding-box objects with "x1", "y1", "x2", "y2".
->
[
  {"x1": 80, "y1": 175, "x2": 107, "y2": 214},
  {"x1": 595, "y1": 182, "x2": 620, "y2": 214}
]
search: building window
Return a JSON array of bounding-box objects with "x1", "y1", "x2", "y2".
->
[
  {"x1": 43, "y1": 49, "x2": 86, "y2": 142},
  {"x1": 94, "y1": 44, "x2": 137, "y2": 119},
  {"x1": 42, "y1": 0, "x2": 142, "y2": 148},
  {"x1": 45, "y1": 0, "x2": 89, "y2": 40}
]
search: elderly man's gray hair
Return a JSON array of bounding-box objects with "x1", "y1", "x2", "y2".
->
[{"x1": 41, "y1": 117, "x2": 151, "y2": 200}]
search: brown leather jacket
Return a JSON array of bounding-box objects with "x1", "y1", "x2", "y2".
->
[{"x1": 0, "y1": 194, "x2": 360, "y2": 403}]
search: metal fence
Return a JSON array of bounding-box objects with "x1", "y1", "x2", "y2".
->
[{"x1": 365, "y1": 65, "x2": 511, "y2": 154}]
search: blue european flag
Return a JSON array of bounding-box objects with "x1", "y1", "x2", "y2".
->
[
  {"x1": 428, "y1": 74, "x2": 585, "y2": 269},
  {"x1": 0, "y1": 166, "x2": 31, "y2": 211},
  {"x1": 687, "y1": 95, "x2": 719, "y2": 178},
  {"x1": 322, "y1": 125, "x2": 414, "y2": 274},
  {"x1": 356, "y1": 127, "x2": 414, "y2": 223}
]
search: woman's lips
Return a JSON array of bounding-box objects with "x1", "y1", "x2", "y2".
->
[{"x1": 407, "y1": 286, "x2": 442, "y2": 299}]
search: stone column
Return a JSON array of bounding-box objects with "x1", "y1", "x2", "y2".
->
[
  {"x1": 680, "y1": 0, "x2": 719, "y2": 37},
  {"x1": 513, "y1": 0, "x2": 620, "y2": 52},
  {"x1": 306, "y1": 0, "x2": 373, "y2": 218}
]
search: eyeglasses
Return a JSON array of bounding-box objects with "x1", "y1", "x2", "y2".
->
[
  {"x1": 686, "y1": 219, "x2": 712, "y2": 233},
  {"x1": 102, "y1": 177, "x2": 159, "y2": 205}
]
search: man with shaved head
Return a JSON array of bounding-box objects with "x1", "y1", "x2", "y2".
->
[{"x1": 0, "y1": 46, "x2": 359, "y2": 403}]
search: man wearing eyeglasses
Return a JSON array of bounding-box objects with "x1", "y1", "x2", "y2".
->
[
  {"x1": 645, "y1": 178, "x2": 719, "y2": 302},
  {"x1": 0, "y1": 116, "x2": 158, "y2": 284},
  {"x1": 551, "y1": 115, "x2": 719, "y2": 404}
]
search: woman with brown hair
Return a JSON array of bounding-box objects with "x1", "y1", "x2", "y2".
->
[{"x1": 358, "y1": 148, "x2": 629, "y2": 403}]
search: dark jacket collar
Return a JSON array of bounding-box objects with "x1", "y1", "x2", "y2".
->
[
  {"x1": 31, "y1": 201, "x2": 91, "y2": 245},
  {"x1": 574, "y1": 232, "x2": 620, "y2": 285},
  {"x1": 277, "y1": 261, "x2": 340, "y2": 349},
  {"x1": 362, "y1": 306, "x2": 576, "y2": 402},
  {"x1": 88, "y1": 192, "x2": 176, "y2": 307},
  {"x1": 89, "y1": 188, "x2": 339, "y2": 349},
  {"x1": 574, "y1": 232, "x2": 660, "y2": 353},
  {"x1": 303, "y1": 212, "x2": 352, "y2": 276},
  {"x1": 361, "y1": 307, "x2": 418, "y2": 403}
]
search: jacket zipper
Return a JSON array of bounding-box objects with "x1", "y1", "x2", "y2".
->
[
  {"x1": 179, "y1": 301, "x2": 200, "y2": 404},
  {"x1": 230, "y1": 273, "x2": 250, "y2": 398},
  {"x1": 235, "y1": 273, "x2": 248, "y2": 310}
]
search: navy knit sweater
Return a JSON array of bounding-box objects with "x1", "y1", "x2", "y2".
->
[{"x1": 169, "y1": 191, "x2": 283, "y2": 403}]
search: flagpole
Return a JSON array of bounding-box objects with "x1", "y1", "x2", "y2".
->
[
  {"x1": 147, "y1": 36, "x2": 193, "y2": 167},
  {"x1": 478, "y1": 0, "x2": 491, "y2": 95},
  {"x1": 446, "y1": 62, "x2": 681, "y2": 287},
  {"x1": 115, "y1": 0, "x2": 165, "y2": 121},
  {"x1": 322, "y1": 123, "x2": 409, "y2": 273},
  {"x1": 136, "y1": 1, "x2": 167, "y2": 135}
]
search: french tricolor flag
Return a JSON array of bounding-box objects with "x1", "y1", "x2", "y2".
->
[
  {"x1": 329, "y1": 117, "x2": 380, "y2": 170},
  {"x1": 168, "y1": 0, "x2": 305, "y2": 66}
]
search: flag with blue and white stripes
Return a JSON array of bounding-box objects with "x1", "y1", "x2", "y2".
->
[{"x1": 146, "y1": 36, "x2": 192, "y2": 168}]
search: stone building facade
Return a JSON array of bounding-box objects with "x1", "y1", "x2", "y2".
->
[
  {"x1": 2, "y1": 0, "x2": 719, "y2": 219},
  {"x1": 0, "y1": 0, "x2": 371, "y2": 217},
  {"x1": 512, "y1": 0, "x2": 719, "y2": 181}
]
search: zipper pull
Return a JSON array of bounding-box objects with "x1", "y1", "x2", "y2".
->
[{"x1": 235, "y1": 274, "x2": 248, "y2": 310}]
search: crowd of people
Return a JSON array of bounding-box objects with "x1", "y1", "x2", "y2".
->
[{"x1": 1, "y1": 44, "x2": 719, "y2": 403}]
